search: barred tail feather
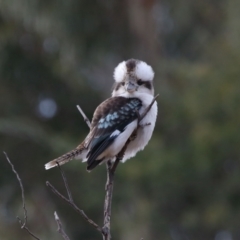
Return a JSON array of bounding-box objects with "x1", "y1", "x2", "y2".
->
[{"x1": 45, "y1": 148, "x2": 84, "y2": 170}]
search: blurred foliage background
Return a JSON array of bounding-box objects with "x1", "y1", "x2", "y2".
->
[{"x1": 0, "y1": 0, "x2": 240, "y2": 239}]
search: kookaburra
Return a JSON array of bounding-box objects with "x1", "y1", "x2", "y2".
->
[{"x1": 45, "y1": 59, "x2": 158, "y2": 171}]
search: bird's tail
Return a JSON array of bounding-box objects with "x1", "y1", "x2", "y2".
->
[{"x1": 45, "y1": 147, "x2": 85, "y2": 170}]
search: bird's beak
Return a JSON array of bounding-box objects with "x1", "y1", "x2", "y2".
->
[{"x1": 125, "y1": 76, "x2": 137, "y2": 93}]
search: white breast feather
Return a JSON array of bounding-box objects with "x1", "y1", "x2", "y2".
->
[{"x1": 122, "y1": 93, "x2": 158, "y2": 162}]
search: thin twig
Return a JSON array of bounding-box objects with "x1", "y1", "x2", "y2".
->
[
  {"x1": 17, "y1": 217, "x2": 41, "y2": 240},
  {"x1": 139, "y1": 94, "x2": 159, "y2": 122},
  {"x1": 54, "y1": 211, "x2": 71, "y2": 240},
  {"x1": 3, "y1": 152, "x2": 28, "y2": 227},
  {"x1": 56, "y1": 163, "x2": 73, "y2": 203},
  {"x1": 46, "y1": 181, "x2": 102, "y2": 233},
  {"x1": 76, "y1": 105, "x2": 91, "y2": 128},
  {"x1": 47, "y1": 105, "x2": 103, "y2": 236},
  {"x1": 3, "y1": 152, "x2": 40, "y2": 240}
]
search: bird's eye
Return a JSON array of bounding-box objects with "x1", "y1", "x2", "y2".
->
[
  {"x1": 121, "y1": 82, "x2": 125, "y2": 86},
  {"x1": 137, "y1": 79, "x2": 143, "y2": 85}
]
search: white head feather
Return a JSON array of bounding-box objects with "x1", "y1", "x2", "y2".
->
[
  {"x1": 113, "y1": 61, "x2": 127, "y2": 83},
  {"x1": 113, "y1": 60, "x2": 154, "y2": 82},
  {"x1": 135, "y1": 61, "x2": 154, "y2": 81}
]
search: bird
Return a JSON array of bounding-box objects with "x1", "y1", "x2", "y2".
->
[{"x1": 45, "y1": 59, "x2": 158, "y2": 171}]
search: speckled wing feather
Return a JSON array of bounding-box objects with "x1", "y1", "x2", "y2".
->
[{"x1": 86, "y1": 97, "x2": 142, "y2": 170}]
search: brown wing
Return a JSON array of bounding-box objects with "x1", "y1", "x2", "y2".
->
[{"x1": 86, "y1": 97, "x2": 142, "y2": 170}]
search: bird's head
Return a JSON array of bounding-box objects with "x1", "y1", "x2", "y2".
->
[{"x1": 112, "y1": 59, "x2": 155, "y2": 97}]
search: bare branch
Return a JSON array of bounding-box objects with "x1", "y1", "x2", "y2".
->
[
  {"x1": 46, "y1": 181, "x2": 102, "y2": 233},
  {"x1": 102, "y1": 136, "x2": 132, "y2": 240},
  {"x1": 3, "y1": 152, "x2": 27, "y2": 227},
  {"x1": 76, "y1": 105, "x2": 91, "y2": 129},
  {"x1": 3, "y1": 152, "x2": 40, "y2": 240},
  {"x1": 54, "y1": 211, "x2": 71, "y2": 240},
  {"x1": 102, "y1": 162, "x2": 113, "y2": 240},
  {"x1": 17, "y1": 217, "x2": 41, "y2": 240},
  {"x1": 56, "y1": 163, "x2": 73, "y2": 203}
]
